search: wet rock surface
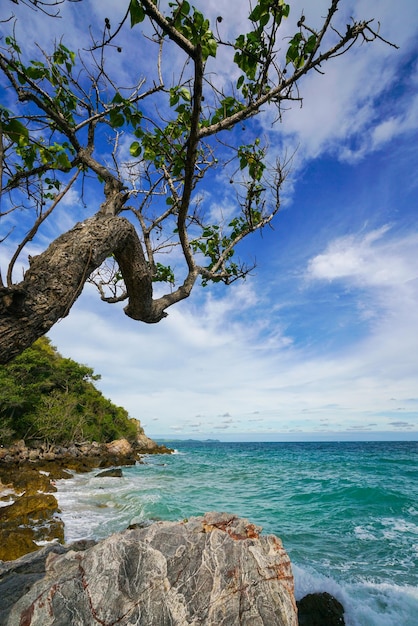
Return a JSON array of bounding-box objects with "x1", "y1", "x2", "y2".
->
[
  {"x1": 95, "y1": 467, "x2": 124, "y2": 478},
  {"x1": 2, "y1": 512, "x2": 298, "y2": 626},
  {"x1": 0, "y1": 464, "x2": 65, "y2": 562},
  {"x1": 0, "y1": 437, "x2": 172, "y2": 562}
]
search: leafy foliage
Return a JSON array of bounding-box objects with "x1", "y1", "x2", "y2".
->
[
  {"x1": 0, "y1": 337, "x2": 138, "y2": 445},
  {"x1": 0, "y1": 1, "x2": 392, "y2": 363}
]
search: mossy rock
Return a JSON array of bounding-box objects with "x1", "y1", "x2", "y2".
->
[
  {"x1": 0, "y1": 493, "x2": 59, "y2": 525},
  {"x1": 0, "y1": 466, "x2": 55, "y2": 495},
  {"x1": 0, "y1": 529, "x2": 38, "y2": 562},
  {"x1": 0, "y1": 493, "x2": 64, "y2": 561}
]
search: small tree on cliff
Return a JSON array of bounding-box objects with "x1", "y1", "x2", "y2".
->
[{"x1": 0, "y1": 0, "x2": 392, "y2": 363}]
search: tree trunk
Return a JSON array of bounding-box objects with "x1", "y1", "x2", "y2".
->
[{"x1": 0, "y1": 214, "x2": 164, "y2": 364}]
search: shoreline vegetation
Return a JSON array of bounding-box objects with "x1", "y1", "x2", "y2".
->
[{"x1": 0, "y1": 337, "x2": 172, "y2": 561}]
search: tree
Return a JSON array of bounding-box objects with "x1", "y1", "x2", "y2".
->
[
  {"x1": 0, "y1": 336, "x2": 138, "y2": 444},
  {"x1": 0, "y1": 0, "x2": 394, "y2": 364}
]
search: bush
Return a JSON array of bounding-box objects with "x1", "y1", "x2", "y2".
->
[{"x1": 0, "y1": 337, "x2": 139, "y2": 446}]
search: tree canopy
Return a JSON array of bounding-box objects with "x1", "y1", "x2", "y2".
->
[
  {"x1": 0, "y1": 336, "x2": 138, "y2": 445},
  {"x1": 0, "y1": 1, "x2": 393, "y2": 364}
]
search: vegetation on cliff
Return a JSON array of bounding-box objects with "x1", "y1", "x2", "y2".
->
[{"x1": 0, "y1": 337, "x2": 138, "y2": 446}]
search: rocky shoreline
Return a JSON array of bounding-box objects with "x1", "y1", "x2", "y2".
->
[
  {"x1": 0, "y1": 437, "x2": 172, "y2": 561},
  {"x1": 0, "y1": 440, "x2": 346, "y2": 625}
]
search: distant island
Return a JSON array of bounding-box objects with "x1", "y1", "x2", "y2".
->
[{"x1": 157, "y1": 439, "x2": 221, "y2": 444}]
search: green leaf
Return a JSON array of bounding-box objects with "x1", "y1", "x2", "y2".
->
[
  {"x1": 249, "y1": 5, "x2": 261, "y2": 22},
  {"x1": 55, "y1": 152, "x2": 71, "y2": 170},
  {"x1": 179, "y1": 87, "x2": 191, "y2": 102},
  {"x1": 109, "y1": 109, "x2": 125, "y2": 128},
  {"x1": 129, "y1": 0, "x2": 146, "y2": 27},
  {"x1": 129, "y1": 141, "x2": 142, "y2": 157},
  {"x1": 5, "y1": 36, "x2": 21, "y2": 54},
  {"x1": 305, "y1": 34, "x2": 317, "y2": 54},
  {"x1": 169, "y1": 89, "x2": 179, "y2": 107},
  {"x1": 236, "y1": 75, "x2": 245, "y2": 90},
  {"x1": 3, "y1": 119, "x2": 29, "y2": 146},
  {"x1": 181, "y1": 1, "x2": 190, "y2": 16},
  {"x1": 203, "y1": 36, "x2": 218, "y2": 59},
  {"x1": 281, "y1": 3, "x2": 290, "y2": 19},
  {"x1": 259, "y1": 12, "x2": 270, "y2": 28},
  {"x1": 112, "y1": 92, "x2": 125, "y2": 104},
  {"x1": 153, "y1": 263, "x2": 175, "y2": 284}
]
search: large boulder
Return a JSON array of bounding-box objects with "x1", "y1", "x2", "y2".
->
[
  {"x1": 297, "y1": 592, "x2": 345, "y2": 625},
  {"x1": 3, "y1": 512, "x2": 297, "y2": 626},
  {"x1": 105, "y1": 437, "x2": 133, "y2": 456}
]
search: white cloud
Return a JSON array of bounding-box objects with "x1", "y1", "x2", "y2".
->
[
  {"x1": 370, "y1": 92, "x2": 418, "y2": 150},
  {"x1": 259, "y1": 0, "x2": 418, "y2": 166},
  {"x1": 49, "y1": 222, "x2": 418, "y2": 439},
  {"x1": 306, "y1": 226, "x2": 418, "y2": 287}
]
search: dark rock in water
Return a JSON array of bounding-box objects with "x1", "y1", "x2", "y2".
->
[
  {"x1": 297, "y1": 592, "x2": 345, "y2": 625},
  {"x1": 95, "y1": 467, "x2": 123, "y2": 478},
  {"x1": 3, "y1": 512, "x2": 298, "y2": 625}
]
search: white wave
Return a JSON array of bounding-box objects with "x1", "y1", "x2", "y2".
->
[
  {"x1": 383, "y1": 517, "x2": 418, "y2": 535},
  {"x1": 353, "y1": 525, "x2": 378, "y2": 541},
  {"x1": 54, "y1": 466, "x2": 165, "y2": 543},
  {"x1": 293, "y1": 564, "x2": 418, "y2": 626}
]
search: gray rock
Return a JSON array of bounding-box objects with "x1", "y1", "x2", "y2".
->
[
  {"x1": 0, "y1": 540, "x2": 96, "y2": 625},
  {"x1": 4, "y1": 512, "x2": 297, "y2": 625},
  {"x1": 95, "y1": 467, "x2": 123, "y2": 478}
]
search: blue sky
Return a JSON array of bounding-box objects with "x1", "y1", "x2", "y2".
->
[{"x1": 1, "y1": 0, "x2": 418, "y2": 441}]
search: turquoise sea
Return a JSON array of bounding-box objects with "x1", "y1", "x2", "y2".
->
[{"x1": 56, "y1": 441, "x2": 418, "y2": 625}]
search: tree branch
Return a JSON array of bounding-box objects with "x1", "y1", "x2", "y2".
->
[
  {"x1": 140, "y1": 0, "x2": 197, "y2": 59},
  {"x1": 199, "y1": 12, "x2": 381, "y2": 139}
]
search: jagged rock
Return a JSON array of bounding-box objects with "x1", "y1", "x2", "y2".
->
[
  {"x1": 135, "y1": 432, "x2": 161, "y2": 450},
  {"x1": 3, "y1": 512, "x2": 297, "y2": 626},
  {"x1": 95, "y1": 467, "x2": 123, "y2": 478},
  {"x1": 0, "y1": 439, "x2": 172, "y2": 561},
  {"x1": 0, "y1": 493, "x2": 58, "y2": 523},
  {"x1": 0, "y1": 465, "x2": 56, "y2": 495},
  {"x1": 106, "y1": 437, "x2": 133, "y2": 456},
  {"x1": 0, "y1": 437, "x2": 171, "y2": 467},
  {"x1": 297, "y1": 592, "x2": 345, "y2": 626},
  {"x1": 0, "y1": 540, "x2": 96, "y2": 625}
]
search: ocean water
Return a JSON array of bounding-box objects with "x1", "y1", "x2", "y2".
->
[{"x1": 55, "y1": 441, "x2": 418, "y2": 625}]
